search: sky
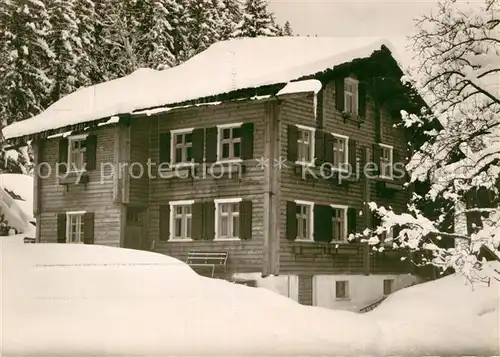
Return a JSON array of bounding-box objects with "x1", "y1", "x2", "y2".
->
[{"x1": 267, "y1": 0, "x2": 480, "y2": 70}]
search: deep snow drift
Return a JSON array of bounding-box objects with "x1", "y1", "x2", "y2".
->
[{"x1": 1, "y1": 239, "x2": 498, "y2": 356}]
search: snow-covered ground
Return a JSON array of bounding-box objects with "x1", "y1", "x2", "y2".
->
[
  {"x1": 0, "y1": 173, "x2": 35, "y2": 237},
  {"x1": 1, "y1": 240, "x2": 498, "y2": 356}
]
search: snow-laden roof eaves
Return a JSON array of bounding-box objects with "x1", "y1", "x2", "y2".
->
[{"x1": 2, "y1": 36, "x2": 398, "y2": 141}]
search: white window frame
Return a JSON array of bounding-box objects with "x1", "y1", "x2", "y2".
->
[
  {"x1": 170, "y1": 128, "x2": 194, "y2": 167},
  {"x1": 214, "y1": 197, "x2": 242, "y2": 241},
  {"x1": 295, "y1": 124, "x2": 316, "y2": 166},
  {"x1": 168, "y1": 200, "x2": 194, "y2": 241},
  {"x1": 217, "y1": 123, "x2": 243, "y2": 164},
  {"x1": 67, "y1": 134, "x2": 88, "y2": 172},
  {"x1": 379, "y1": 143, "x2": 394, "y2": 179},
  {"x1": 331, "y1": 133, "x2": 349, "y2": 172},
  {"x1": 344, "y1": 77, "x2": 359, "y2": 115},
  {"x1": 330, "y1": 204, "x2": 348, "y2": 243},
  {"x1": 335, "y1": 280, "x2": 350, "y2": 300},
  {"x1": 66, "y1": 210, "x2": 86, "y2": 244},
  {"x1": 294, "y1": 199, "x2": 314, "y2": 242}
]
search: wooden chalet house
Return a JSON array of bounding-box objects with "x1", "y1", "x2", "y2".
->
[{"x1": 2, "y1": 37, "x2": 426, "y2": 311}]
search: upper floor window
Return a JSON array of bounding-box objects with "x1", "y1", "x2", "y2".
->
[
  {"x1": 169, "y1": 200, "x2": 193, "y2": 240},
  {"x1": 215, "y1": 198, "x2": 241, "y2": 240},
  {"x1": 331, "y1": 204, "x2": 348, "y2": 241},
  {"x1": 67, "y1": 211, "x2": 84, "y2": 243},
  {"x1": 295, "y1": 200, "x2": 313, "y2": 241},
  {"x1": 218, "y1": 124, "x2": 242, "y2": 162},
  {"x1": 332, "y1": 133, "x2": 349, "y2": 170},
  {"x1": 68, "y1": 134, "x2": 87, "y2": 171},
  {"x1": 344, "y1": 78, "x2": 358, "y2": 115},
  {"x1": 171, "y1": 129, "x2": 193, "y2": 165},
  {"x1": 379, "y1": 144, "x2": 393, "y2": 179},
  {"x1": 296, "y1": 125, "x2": 315, "y2": 165}
]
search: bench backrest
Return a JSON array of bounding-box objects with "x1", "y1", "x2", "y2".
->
[{"x1": 186, "y1": 252, "x2": 228, "y2": 265}]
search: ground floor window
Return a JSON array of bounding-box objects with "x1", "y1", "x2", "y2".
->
[
  {"x1": 67, "y1": 212, "x2": 84, "y2": 243},
  {"x1": 335, "y1": 280, "x2": 349, "y2": 299},
  {"x1": 215, "y1": 198, "x2": 241, "y2": 239},
  {"x1": 383, "y1": 279, "x2": 394, "y2": 295},
  {"x1": 169, "y1": 200, "x2": 193, "y2": 240}
]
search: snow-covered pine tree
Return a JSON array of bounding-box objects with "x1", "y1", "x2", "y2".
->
[
  {"x1": 185, "y1": 0, "x2": 223, "y2": 57},
  {"x1": 74, "y1": 0, "x2": 97, "y2": 87},
  {"x1": 218, "y1": 0, "x2": 242, "y2": 41},
  {"x1": 47, "y1": 0, "x2": 82, "y2": 102},
  {"x1": 367, "y1": 0, "x2": 500, "y2": 283},
  {"x1": 232, "y1": 0, "x2": 279, "y2": 37},
  {"x1": 138, "y1": 0, "x2": 177, "y2": 69},
  {"x1": 283, "y1": 20, "x2": 292, "y2": 36},
  {"x1": 0, "y1": 0, "x2": 51, "y2": 175}
]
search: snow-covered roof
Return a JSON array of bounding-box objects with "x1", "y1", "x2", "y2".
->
[{"x1": 2, "y1": 36, "x2": 398, "y2": 140}]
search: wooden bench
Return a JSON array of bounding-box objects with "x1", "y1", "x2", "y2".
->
[{"x1": 185, "y1": 251, "x2": 228, "y2": 277}]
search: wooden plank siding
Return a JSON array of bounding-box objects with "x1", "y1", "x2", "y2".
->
[
  {"x1": 148, "y1": 100, "x2": 270, "y2": 276},
  {"x1": 278, "y1": 79, "x2": 411, "y2": 276},
  {"x1": 38, "y1": 125, "x2": 122, "y2": 246}
]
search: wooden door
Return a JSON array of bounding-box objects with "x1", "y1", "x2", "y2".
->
[{"x1": 123, "y1": 206, "x2": 147, "y2": 250}]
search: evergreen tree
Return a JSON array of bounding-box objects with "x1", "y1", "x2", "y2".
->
[
  {"x1": 218, "y1": 0, "x2": 242, "y2": 41},
  {"x1": 139, "y1": 0, "x2": 177, "y2": 69},
  {"x1": 283, "y1": 20, "x2": 292, "y2": 35},
  {"x1": 74, "y1": 0, "x2": 97, "y2": 87},
  {"x1": 47, "y1": 0, "x2": 81, "y2": 102},
  {"x1": 186, "y1": 0, "x2": 222, "y2": 57},
  {"x1": 232, "y1": 0, "x2": 279, "y2": 37}
]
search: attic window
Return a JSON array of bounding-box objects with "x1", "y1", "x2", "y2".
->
[
  {"x1": 68, "y1": 134, "x2": 88, "y2": 172},
  {"x1": 344, "y1": 78, "x2": 358, "y2": 115}
]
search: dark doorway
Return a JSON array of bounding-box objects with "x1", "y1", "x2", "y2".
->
[{"x1": 123, "y1": 206, "x2": 148, "y2": 250}]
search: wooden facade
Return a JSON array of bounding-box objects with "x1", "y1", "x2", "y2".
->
[{"x1": 30, "y1": 48, "x2": 422, "y2": 307}]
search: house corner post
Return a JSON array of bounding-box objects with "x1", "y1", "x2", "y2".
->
[{"x1": 363, "y1": 145, "x2": 371, "y2": 275}]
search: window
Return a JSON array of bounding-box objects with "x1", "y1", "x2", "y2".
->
[
  {"x1": 215, "y1": 198, "x2": 241, "y2": 239},
  {"x1": 171, "y1": 129, "x2": 193, "y2": 165},
  {"x1": 218, "y1": 124, "x2": 242, "y2": 162},
  {"x1": 379, "y1": 144, "x2": 393, "y2": 179},
  {"x1": 331, "y1": 205, "x2": 348, "y2": 241},
  {"x1": 332, "y1": 133, "x2": 349, "y2": 170},
  {"x1": 296, "y1": 125, "x2": 315, "y2": 164},
  {"x1": 127, "y1": 207, "x2": 143, "y2": 225},
  {"x1": 295, "y1": 200, "x2": 313, "y2": 240},
  {"x1": 383, "y1": 279, "x2": 394, "y2": 295},
  {"x1": 169, "y1": 200, "x2": 193, "y2": 240},
  {"x1": 68, "y1": 135, "x2": 87, "y2": 171},
  {"x1": 336, "y1": 280, "x2": 349, "y2": 299},
  {"x1": 66, "y1": 212, "x2": 85, "y2": 243},
  {"x1": 344, "y1": 78, "x2": 358, "y2": 115}
]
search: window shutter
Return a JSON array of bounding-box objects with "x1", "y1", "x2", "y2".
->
[
  {"x1": 286, "y1": 200, "x2": 297, "y2": 241},
  {"x1": 314, "y1": 205, "x2": 332, "y2": 242},
  {"x1": 324, "y1": 133, "x2": 334, "y2": 164},
  {"x1": 83, "y1": 212, "x2": 94, "y2": 244},
  {"x1": 192, "y1": 202, "x2": 204, "y2": 240},
  {"x1": 314, "y1": 130, "x2": 324, "y2": 164},
  {"x1": 85, "y1": 134, "x2": 97, "y2": 170},
  {"x1": 347, "y1": 207, "x2": 357, "y2": 235},
  {"x1": 316, "y1": 90, "x2": 324, "y2": 128},
  {"x1": 358, "y1": 82, "x2": 367, "y2": 118},
  {"x1": 372, "y1": 143, "x2": 381, "y2": 175},
  {"x1": 205, "y1": 127, "x2": 218, "y2": 163},
  {"x1": 159, "y1": 205, "x2": 170, "y2": 241},
  {"x1": 335, "y1": 78, "x2": 345, "y2": 111},
  {"x1": 159, "y1": 132, "x2": 171, "y2": 164},
  {"x1": 393, "y1": 149, "x2": 405, "y2": 183},
  {"x1": 192, "y1": 128, "x2": 205, "y2": 163},
  {"x1": 203, "y1": 201, "x2": 215, "y2": 240},
  {"x1": 239, "y1": 200, "x2": 252, "y2": 239},
  {"x1": 348, "y1": 139, "x2": 357, "y2": 175},
  {"x1": 241, "y1": 122, "x2": 254, "y2": 160},
  {"x1": 58, "y1": 138, "x2": 68, "y2": 174},
  {"x1": 287, "y1": 124, "x2": 298, "y2": 162},
  {"x1": 57, "y1": 213, "x2": 66, "y2": 243}
]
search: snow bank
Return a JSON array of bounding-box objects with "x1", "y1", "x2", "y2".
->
[
  {"x1": 2, "y1": 36, "x2": 394, "y2": 140},
  {"x1": 1, "y1": 242, "x2": 497, "y2": 356},
  {"x1": 370, "y1": 272, "x2": 500, "y2": 355},
  {"x1": 1, "y1": 242, "x2": 382, "y2": 356},
  {"x1": 0, "y1": 174, "x2": 35, "y2": 235}
]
